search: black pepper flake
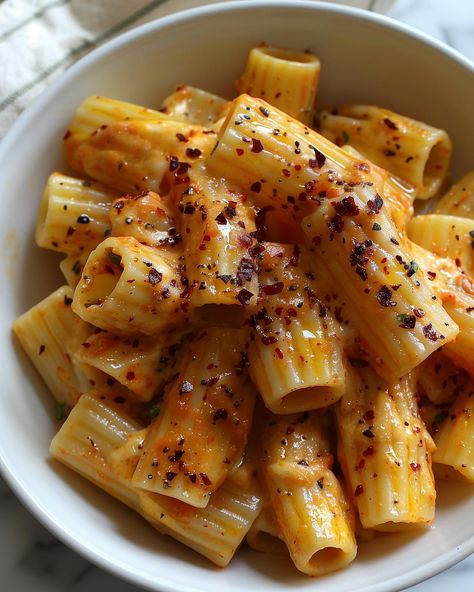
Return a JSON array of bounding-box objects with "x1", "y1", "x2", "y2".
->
[
  {"x1": 148, "y1": 268, "x2": 163, "y2": 286},
  {"x1": 179, "y1": 380, "x2": 194, "y2": 395},
  {"x1": 176, "y1": 133, "x2": 188, "y2": 142},
  {"x1": 64, "y1": 295, "x2": 73, "y2": 306},
  {"x1": 262, "y1": 282, "x2": 284, "y2": 296},
  {"x1": 213, "y1": 408, "x2": 228, "y2": 422},
  {"x1": 77, "y1": 214, "x2": 90, "y2": 224},
  {"x1": 372, "y1": 222, "x2": 382, "y2": 231},
  {"x1": 376, "y1": 285, "x2": 396, "y2": 307},
  {"x1": 362, "y1": 429, "x2": 375, "y2": 438},
  {"x1": 250, "y1": 181, "x2": 261, "y2": 193},
  {"x1": 39, "y1": 345, "x2": 45, "y2": 355},
  {"x1": 185, "y1": 147, "x2": 202, "y2": 159},
  {"x1": 297, "y1": 459, "x2": 308, "y2": 466},
  {"x1": 407, "y1": 261, "x2": 419, "y2": 277},
  {"x1": 384, "y1": 149, "x2": 396, "y2": 157},
  {"x1": 259, "y1": 106, "x2": 270, "y2": 117},
  {"x1": 367, "y1": 194, "x2": 383, "y2": 214},
  {"x1": 166, "y1": 471, "x2": 177, "y2": 482}
]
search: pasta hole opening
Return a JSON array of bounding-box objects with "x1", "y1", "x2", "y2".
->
[
  {"x1": 83, "y1": 249, "x2": 123, "y2": 308},
  {"x1": 275, "y1": 386, "x2": 343, "y2": 414},
  {"x1": 422, "y1": 139, "x2": 451, "y2": 197},
  {"x1": 259, "y1": 47, "x2": 319, "y2": 65},
  {"x1": 308, "y1": 547, "x2": 345, "y2": 571},
  {"x1": 250, "y1": 532, "x2": 287, "y2": 555},
  {"x1": 190, "y1": 304, "x2": 246, "y2": 328}
]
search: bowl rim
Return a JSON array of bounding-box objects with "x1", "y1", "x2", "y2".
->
[{"x1": 0, "y1": 1, "x2": 473, "y2": 591}]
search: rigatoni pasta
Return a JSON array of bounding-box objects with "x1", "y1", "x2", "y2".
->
[{"x1": 14, "y1": 43, "x2": 473, "y2": 577}]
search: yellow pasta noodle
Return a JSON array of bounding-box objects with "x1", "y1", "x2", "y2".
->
[
  {"x1": 60, "y1": 252, "x2": 90, "y2": 288},
  {"x1": 407, "y1": 214, "x2": 474, "y2": 277},
  {"x1": 260, "y1": 410, "x2": 356, "y2": 575},
  {"x1": 319, "y1": 105, "x2": 452, "y2": 198},
  {"x1": 246, "y1": 503, "x2": 287, "y2": 555},
  {"x1": 435, "y1": 171, "x2": 474, "y2": 218},
  {"x1": 236, "y1": 46, "x2": 320, "y2": 124},
  {"x1": 433, "y1": 376, "x2": 474, "y2": 482},
  {"x1": 51, "y1": 392, "x2": 262, "y2": 566},
  {"x1": 13, "y1": 286, "x2": 106, "y2": 407},
  {"x1": 336, "y1": 365, "x2": 436, "y2": 531},
  {"x1": 132, "y1": 328, "x2": 256, "y2": 508},
  {"x1": 248, "y1": 242, "x2": 345, "y2": 413},
  {"x1": 161, "y1": 85, "x2": 228, "y2": 125},
  {"x1": 177, "y1": 169, "x2": 258, "y2": 326},
  {"x1": 75, "y1": 328, "x2": 188, "y2": 402},
  {"x1": 417, "y1": 350, "x2": 468, "y2": 406},
  {"x1": 36, "y1": 173, "x2": 118, "y2": 255},
  {"x1": 109, "y1": 191, "x2": 177, "y2": 248},
  {"x1": 72, "y1": 236, "x2": 187, "y2": 335}
]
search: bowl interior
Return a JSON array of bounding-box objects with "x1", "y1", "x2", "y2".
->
[{"x1": 0, "y1": 2, "x2": 473, "y2": 592}]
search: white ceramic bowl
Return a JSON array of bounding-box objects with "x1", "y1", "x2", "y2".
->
[{"x1": 1, "y1": 2, "x2": 473, "y2": 591}]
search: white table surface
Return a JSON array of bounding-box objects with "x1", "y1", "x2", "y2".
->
[{"x1": 0, "y1": 0, "x2": 473, "y2": 590}]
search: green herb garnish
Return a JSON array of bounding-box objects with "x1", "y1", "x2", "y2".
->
[
  {"x1": 342, "y1": 130, "x2": 350, "y2": 145},
  {"x1": 149, "y1": 405, "x2": 160, "y2": 420}
]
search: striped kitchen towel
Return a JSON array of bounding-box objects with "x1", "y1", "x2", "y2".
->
[{"x1": 0, "y1": 0, "x2": 393, "y2": 138}]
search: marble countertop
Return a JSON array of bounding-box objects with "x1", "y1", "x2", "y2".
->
[{"x1": 1, "y1": 0, "x2": 473, "y2": 590}]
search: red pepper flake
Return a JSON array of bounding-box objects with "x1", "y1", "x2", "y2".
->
[
  {"x1": 312, "y1": 235, "x2": 322, "y2": 246},
  {"x1": 200, "y1": 473, "x2": 212, "y2": 486},
  {"x1": 126, "y1": 371, "x2": 135, "y2": 381},
  {"x1": 82, "y1": 342, "x2": 91, "y2": 348},
  {"x1": 262, "y1": 335, "x2": 277, "y2": 345},
  {"x1": 185, "y1": 147, "x2": 202, "y2": 158},
  {"x1": 148, "y1": 268, "x2": 163, "y2": 286},
  {"x1": 213, "y1": 408, "x2": 228, "y2": 422},
  {"x1": 176, "y1": 133, "x2": 188, "y2": 142},
  {"x1": 334, "y1": 196, "x2": 360, "y2": 216},
  {"x1": 397, "y1": 313, "x2": 416, "y2": 329},
  {"x1": 237, "y1": 289, "x2": 253, "y2": 305},
  {"x1": 382, "y1": 117, "x2": 398, "y2": 130},
  {"x1": 362, "y1": 446, "x2": 374, "y2": 457},
  {"x1": 355, "y1": 265, "x2": 368, "y2": 281},
  {"x1": 423, "y1": 323, "x2": 440, "y2": 341},
  {"x1": 354, "y1": 484, "x2": 364, "y2": 496},
  {"x1": 410, "y1": 462, "x2": 421, "y2": 472},
  {"x1": 358, "y1": 459, "x2": 366, "y2": 470},
  {"x1": 259, "y1": 106, "x2": 270, "y2": 117},
  {"x1": 413, "y1": 308, "x2": 425, "y2": 318},
  {"x1": 215, "y1": 212, "x2": 227, "y2": 225},
  {"x1": 384, "y1": 149, "x2": 396, "y2": 157},
  {"x1": 251, "y1": 139, "x2": 264, "y2": 153},
  {"x1": 275, "y1": 348, "x2": 284, "y2": 359},
  {"x1": 364, "y1": 410, "x2": 375, "y2": 421},
  {"x1": 263, "y1": 282, "x2": 284, "y2": 296},
  {"x1": 63, "y1": 129, "x2": 72, "y2": 140},
  {"x1": 367, "y1": 194, "x2": 383, "y2": 214},
  {"x1": 250, "y1": 181, "x2": 262, "y2": 193},
  {"x1": 236, "y1": 148, "x2": 244, "y2": 156},
  {"x1": 179, "y1": 380, "x2": 194, "y2": 395},
  {"x1": 237, "y1": 257, "x2": 256, "y2": 283},
  {"x1": 427, "y1": 271, "x2": 436, "y2": 280},
  {"x1": 309, "y1": 145, "x2": 326, "y2": 168},
  {"x1": 328, "y1": 214, "x2": 344, "y2": 234},
  {"x1": 376, "y1": 285, "x2": 396, "y2": 307}
]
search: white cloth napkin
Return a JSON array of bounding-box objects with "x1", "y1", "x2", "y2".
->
[{"x1": 0, "y1": 0, "x2": 395, "y2": 138}]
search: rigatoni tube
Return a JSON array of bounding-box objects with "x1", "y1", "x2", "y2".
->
[
  {"x1": 178, "y1": 170, "x2": 258, "y2": 326},
  {"x1": 13, "y1": 286, "x2": 105, "y2": 407},
  {"x1": 36, "y1": 173, "x2": 118, "y2": 255},
  {"x1": 236, "y1": 47, "x2": 320, "y2": 124},
  {"x1": 433, "y1": 382, "x2": 474, "y2": 482},
  {"x1": 160, "y1": 85, "x2": 228, "y2": 125},
  {"x1": 109, "y1": 191, "x2": 177, "y2": 248},
  {"x1": 319, "y1": 105, "x2": 452, "y2": 198},
  {"x1": 75, "y1": 329, "x2": 188, "y2": 402},
  {"x1": 260, "y1": 410, "x2": 356, "y2": 576},
  {"x1": 249, "y1": 243, "x2": 345, "y2": 413},
  {"x1": 336, "y1": 366, "x2": 436, "y2": 531},
  {"x1": 434, "y1": 171, "x2": 474, "y2": 218},
  {"x1": 407, "y1": 214, "x2": 474, "y2": 278},
  {"x1": 132, "y1": 328, "x2": 256, "y2": 508},
  {"x1": 72, "y1": 236, "x2": 187, "y2": 335}
]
